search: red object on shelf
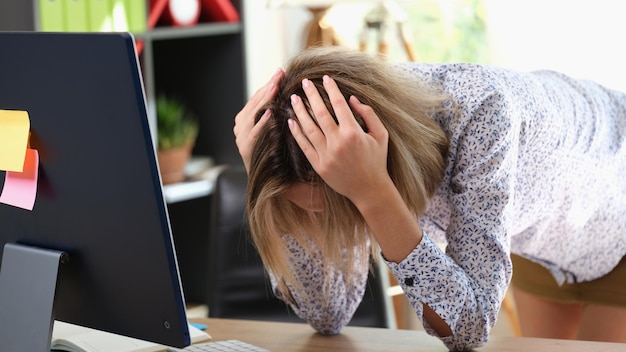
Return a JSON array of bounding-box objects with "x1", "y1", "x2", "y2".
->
[
  {"x1": 161, "y1": 0, "x2": 201, "y2": 27},
  {"x1": 200, "y1": 0, "x2": 239, "y2": 23},
  {"x1": 149, "y1": 0, "x2": 170, "y2": 28},
  {"x1": 136, "y1": 0, "x2": 170, "y2": 55}
]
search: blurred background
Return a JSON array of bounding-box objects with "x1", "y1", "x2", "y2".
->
[{"x1": 247, "y1": 0, "x2": 626, "y2": 97}]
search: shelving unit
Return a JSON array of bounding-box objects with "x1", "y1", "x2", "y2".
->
[
  {"x1": 136, "y1": 20, "x2": 242, "y2": 139},
  {"x1": 135, "y1": 0, "x2": 248, "y2": 307},
  {"x1": 0, "y1": 0, "x2": 247, "y2": 308},
  {"x1": 143, "y1": 20, "x2": 245, "y2": 165},
  {"x1": 138, "y1": 17, "x2": 246, "y2": 203}
]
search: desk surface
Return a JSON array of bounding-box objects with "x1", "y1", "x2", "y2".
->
[{"x1": 191, "y1": 318, "x2": 626, "y2": 351}]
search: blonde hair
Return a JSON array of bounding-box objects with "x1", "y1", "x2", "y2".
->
[{"x1": 247, "y1": 46, "x2": 450, "y2": 299}]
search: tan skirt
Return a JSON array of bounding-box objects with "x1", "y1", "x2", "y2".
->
[{"x1": 510, "y1": 253, "x2": 626, "y2": 306}]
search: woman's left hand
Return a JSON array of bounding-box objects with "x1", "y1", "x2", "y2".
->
[{"x1": 287, "y1": 75, "x2": 393, "y2": 208}]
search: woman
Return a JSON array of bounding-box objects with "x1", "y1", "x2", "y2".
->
[{"x1": 233, "y1": 46, "x2": 626, "y2": 351}]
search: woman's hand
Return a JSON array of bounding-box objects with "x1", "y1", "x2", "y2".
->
[
  {"x1": 287, "y1": 75, "x2": 393, "y2": 208},
  {"x1": 234, "y1": 68, "x2": 284, "y2": 172},
  {"x1": 289, "y1": 75, "x2": 424, "y2": 266}
]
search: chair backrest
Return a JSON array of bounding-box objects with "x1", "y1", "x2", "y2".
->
[{"x1": 207, "y1": 167, "x2": 395, "y2": 328}]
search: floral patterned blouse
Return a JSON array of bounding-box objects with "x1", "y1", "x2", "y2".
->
[{"x1": 270, "y1": 63, "x2": 626, "y2": 351}]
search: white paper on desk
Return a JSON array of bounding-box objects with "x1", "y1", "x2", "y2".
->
[{"x1": 52, "y1": 321, "x2": 211, "y2": 352}]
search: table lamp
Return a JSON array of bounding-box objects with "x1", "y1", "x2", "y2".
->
[{"x1": 266, "y1": 0, "x2": 379, "y2": 48}]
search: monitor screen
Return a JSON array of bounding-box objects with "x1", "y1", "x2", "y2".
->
[{"x1": 0, "y1": 32, "x2": 190, "y2": 348}]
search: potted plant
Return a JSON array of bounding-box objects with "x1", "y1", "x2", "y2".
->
[{"x1": 156, "y1": 94, "x2": 199, "y2": 184}]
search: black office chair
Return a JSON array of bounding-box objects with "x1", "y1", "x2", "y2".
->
[{"x1": 207, "y1": 166, "x2": 395, "y2": 328}]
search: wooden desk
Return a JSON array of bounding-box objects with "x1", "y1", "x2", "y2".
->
[{"x1": 191, "y1": 318, "x2": 626, "y2": 351}]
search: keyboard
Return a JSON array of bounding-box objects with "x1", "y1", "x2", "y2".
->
[{"x1": 167, "y1": 339, "x2": 270, "y2": 352}]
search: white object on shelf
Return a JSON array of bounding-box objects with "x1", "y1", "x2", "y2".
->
[
  {"x1": 165, "y1": 0, "x2": 201, "y2": 27},
  {"x1": 184, "y1": 156, "x2": 215, "y2": 179},
  {"x1": 162, "y1": 161, "x2": 228, "y2": 203}
]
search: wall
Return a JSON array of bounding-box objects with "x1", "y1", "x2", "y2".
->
[
  {"x1": 484, "y1": 0, "x2": 626, "y2": 91},
  {"x1": 243, "y1": 1, "x2": 309, "y2": 98}
]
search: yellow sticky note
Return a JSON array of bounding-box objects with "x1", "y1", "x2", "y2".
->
[{"x1": 0, "y1": 109, "x2": 30, "y2": 172}]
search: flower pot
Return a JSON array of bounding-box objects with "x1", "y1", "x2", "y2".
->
[{"x1": 157, "y1": 143, "x2": 194, "y2": 185}]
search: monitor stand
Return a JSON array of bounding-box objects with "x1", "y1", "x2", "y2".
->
[{"x1": 0, "y1": 243, "x2": 68, "y2": 351}]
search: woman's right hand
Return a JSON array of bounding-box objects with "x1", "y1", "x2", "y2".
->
[
  {"x1": 287, "y1": 75, "x2": 391, "y2": 209},
  {"x1": 234, "y1": 68, "x2": 284, "y2": 172}
]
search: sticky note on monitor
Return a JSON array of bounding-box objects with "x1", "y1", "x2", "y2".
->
[
  {"x1": 0, "y1": 148, "x2": 39, "y2": 210},
  {"x1": 0, "y1": 109, "x2": 30, "y2": 172}
]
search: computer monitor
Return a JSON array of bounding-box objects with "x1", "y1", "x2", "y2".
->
[{"x1": 0, "y1": 32, "x2": 191, "y2": 350}]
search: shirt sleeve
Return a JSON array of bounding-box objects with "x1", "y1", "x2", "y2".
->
[
  {"x1": 269, "y1": 235, "x2": 370, "y2": 335},
  {"x1": 386, "y1": 90, "x2": 517, "y2": 351}
]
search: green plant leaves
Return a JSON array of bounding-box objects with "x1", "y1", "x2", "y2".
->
[{"x1": 156, "y1": 95, "x2": 199, "y2": 150}]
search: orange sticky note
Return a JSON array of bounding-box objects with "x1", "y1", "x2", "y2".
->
[
  {"x1": 0, "y1": 148, "x2": 39, "y2": 210},
  {"x1": 0, "y1": 109, "x2": 30, "y2": 172}
]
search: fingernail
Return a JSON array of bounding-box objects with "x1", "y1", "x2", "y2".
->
[
  {"x1": 287, "y1": 119, "x2": 295, "y2": 129},
  {"x1": 350, "y1": 95, "x2": 361, "y2": 104},
  {"x1": 273, "y1": 68, "x2": 282, "y2": 78},
  {"x1": 302, "y1": 78, "x2": 310, "y2": 89},
  {"x1": 290, "y1": 94, "x2": 298, "y2": 105},
  {"x1": 323, "y1": 75, "x2": 330, "y2": 84}
]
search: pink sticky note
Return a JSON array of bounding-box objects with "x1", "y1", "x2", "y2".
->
[{"x1": 0, "y1": 148, "x2": 39, "y2": 210}]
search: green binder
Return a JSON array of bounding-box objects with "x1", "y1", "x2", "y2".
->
[
  {"x1": 111, "y1": 0, "x2": 128, "y2": 31},
  {"x1": 88, "y1": 0, "x2": 113, "y2": 32},
  {"x1": 39, "y1": 0, "x2": 65, "y2": 31},
  {"x1": 64, "y1": 0, "x2": 90, "y2": 32},
  {"x1": 126, "y1": 0, "x2": 147, "y2": 33}
]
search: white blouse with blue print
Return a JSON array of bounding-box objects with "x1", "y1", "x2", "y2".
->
[{"x1": 270, "y1": 63, "x2": 626, "y2": 351}]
